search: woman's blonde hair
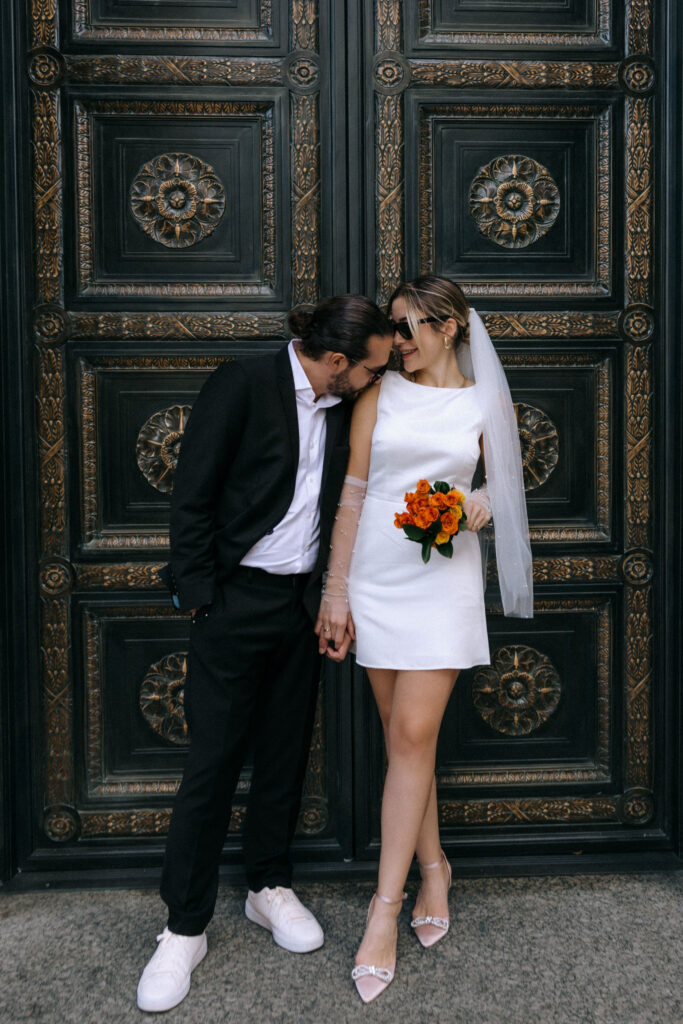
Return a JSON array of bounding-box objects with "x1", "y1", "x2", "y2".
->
[{"x1": 387, "y1": 275, "x2": 470, "y2": 347}]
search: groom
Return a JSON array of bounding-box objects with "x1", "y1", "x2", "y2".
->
[{"x1": 137, "y1": 296, "x2": 393, "y2": 1013}]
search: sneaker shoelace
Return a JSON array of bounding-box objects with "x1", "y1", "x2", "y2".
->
[
  {"x1": 266, "y1": 887, "x2": 309, "y2": 922},
  {"x1": 149, "y1": 931, "x2": 197, "y2": 981}
]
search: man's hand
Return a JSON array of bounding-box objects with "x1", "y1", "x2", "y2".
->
[
  {"x1": 323, "y1": 623, "x2": 355, "y2": 662},
  {"x1": 315, "y1": 601, "x2": 355, "y2": 658}
]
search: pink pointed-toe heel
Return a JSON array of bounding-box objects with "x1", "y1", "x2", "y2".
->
[
  {"x1": 352, "y1": 891, "x2": 406, "y2": 1004},
  {"x1": 411, "y1": 850, "x2": 452, "y2": 949}
]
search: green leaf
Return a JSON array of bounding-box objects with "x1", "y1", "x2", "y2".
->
[
  {"x1": 402, "y1": 524, "x2": 424, "y2": 542},
  {"x1": 437, "y1": 541, "x2": 453, "y2": 558},
  {"x1": 421, "y1": 538, "x2": 432, "y2": 563},
  {"x1": 434, "y1": 480, "x2": 450, "y2": 494}
]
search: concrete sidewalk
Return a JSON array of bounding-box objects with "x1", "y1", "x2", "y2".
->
[{"x1": 1, "y1": 873, "x2": 681, "y2": 1024}]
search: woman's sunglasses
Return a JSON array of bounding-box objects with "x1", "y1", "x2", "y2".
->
[{"x1": 388, "y1": 316, "x2": 440, "y2": 341}]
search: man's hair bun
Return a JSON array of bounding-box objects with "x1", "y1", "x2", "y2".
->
[{"x1": 287, "y1": 306, "x2": 314, "y2": 340}]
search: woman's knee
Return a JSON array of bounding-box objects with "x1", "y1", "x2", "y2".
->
[{"x1": 388, "y1": 715, "x2": 438, "y2": 759}]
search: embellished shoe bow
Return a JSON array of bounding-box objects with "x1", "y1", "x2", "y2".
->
[
  {"x1": 351, "y1": 964, "x2": 394, "y2": 984},
  {"x1": 410, "y1": 914, "x2": 449, "y2": 931},
  {"x1": 411, "y1": 851, "x2": 453, "y2": 949}
]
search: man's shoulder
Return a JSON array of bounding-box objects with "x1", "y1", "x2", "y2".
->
[{"x1": 206, "y1": 350, "x2": 281, "y2": 387}]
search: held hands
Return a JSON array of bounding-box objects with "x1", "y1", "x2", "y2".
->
[
  {"x1": 463, "y1": 496, "x2": 491, "y2": 533},
  {"x1": 314, "y1": 595, "x2": 356, "y2": 661}
]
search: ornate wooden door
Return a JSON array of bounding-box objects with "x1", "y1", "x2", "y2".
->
[
  {"x1": 6, "y1": 0, "x2": 679, "y2": 883},
  {"x1": 24, "y1": 0, "x2": 355, "y2": 874},
  {"x1": 352, "y1": 1, "x2": 672, "y2": 867}
]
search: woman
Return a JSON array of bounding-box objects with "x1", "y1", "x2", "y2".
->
[{"x1": 316, "y1": 276, "x2": 533, "y2": 1003}]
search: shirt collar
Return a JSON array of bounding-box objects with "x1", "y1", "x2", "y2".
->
[{"x1": 288, "y1": 340, "x2": 342, "y2": 409}]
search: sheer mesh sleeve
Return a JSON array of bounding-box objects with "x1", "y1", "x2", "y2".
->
[
  {"x1": 319, "y1": 475, "x2": 367, "y2": 620},
  {"x1": 469, "y1": 482, "x2": 491, "y2": 517}
]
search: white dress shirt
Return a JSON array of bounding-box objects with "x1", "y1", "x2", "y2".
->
[{"x1": 240, "y1": 341, "x2": 342, "y2": 574}]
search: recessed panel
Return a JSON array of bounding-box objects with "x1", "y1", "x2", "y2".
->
[
  {"x1": 77, "y1": 599, "x2": 334, "y2": 844},
  {"x1": 408, "y1": 97, "x2": 618, "y2": 300},
  {"x1": 438, "y1": 597, "x2": 615, "y2": 782},
  {"x1": 81, "y1": 602, "x2": 191, "y2": 797},
  {"x1": 502, "y1": 350, "x2": 615, "y2": 543},
  {"x1": 74, "y1": 350, "x2": 277, "y2": 551},
  {"x1": 408, "y1": 0, "x2": 616, "y2": 49},
  {"x1": 70, "y1": 95, "x2": 286, "y2": 302},
  {"x1": 354, "y1": 593, "x2": 618, "y2": 855},
  {"x1": 71, "y1": 0, "x2": 281, "y2": 44}
]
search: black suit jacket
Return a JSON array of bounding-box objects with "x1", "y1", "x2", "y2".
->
[{"x1": 160, "y1": 345, "x2": 350, "y2": 621}]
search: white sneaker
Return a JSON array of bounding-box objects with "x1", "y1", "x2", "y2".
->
[
  {"x1": 245, "y1": 886, "x2": 324, "y2": 953},
  {"x1": 136, "y1": 927, "x2": 207, "y2": 1013}
]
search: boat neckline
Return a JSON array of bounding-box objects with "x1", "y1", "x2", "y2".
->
[{"x1": 395, "y1": 371, "x2": 477, "y2": 391}]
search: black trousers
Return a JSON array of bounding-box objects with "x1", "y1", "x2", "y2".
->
[{"x1": 160, "y1": 566, "x2": 321, "y2": 936}]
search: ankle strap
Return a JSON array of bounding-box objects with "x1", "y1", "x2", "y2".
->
[
  {"x1": 418, "y1": 850, "x2": 447, "y2": 871},
  {"x1": 375, "y1": 891, "x2": 407, "y2": 905}
]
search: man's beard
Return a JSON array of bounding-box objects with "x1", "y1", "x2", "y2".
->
[{"x1": 328, "y1": 368, "x2": 366, "y2": 400}]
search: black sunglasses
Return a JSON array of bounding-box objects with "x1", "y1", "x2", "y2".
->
[
  {"x1": 314, "y1": 338, "x2": 389, "y2": 385},
  {"x1": 360, "y1": 362, "x2": 389, "y2": 385},
  {"x1": 388, "y1": 316, "x2": 440, "y2": 341}
]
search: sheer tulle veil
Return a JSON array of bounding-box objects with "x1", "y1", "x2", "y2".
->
[{"x1": 457, "y1": 308, "x2": 533, "y2": 618}]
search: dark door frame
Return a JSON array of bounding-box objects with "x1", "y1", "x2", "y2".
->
[{"x1": 1, "y1": 0, "x2": 37, "y2": 887}]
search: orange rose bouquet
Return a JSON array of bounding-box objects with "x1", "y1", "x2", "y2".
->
[{"x1": 394, "y1": 479, "x2": 467, "y2": 563}]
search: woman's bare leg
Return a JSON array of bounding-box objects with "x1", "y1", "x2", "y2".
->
[
  {"x1": 370, "y1": 671, "x2": 440, "y2": 858},
  {"x1": 355, "y1": 668, "x2": 458, "y2": 971},
  {"x1": 368, "y1": 670, "x2": 453, "y2": 928}
]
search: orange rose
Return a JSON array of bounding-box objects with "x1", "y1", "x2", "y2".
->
[
  {"x1": 444, "y1": 489, "x2": 465, "y2": 508},
  {"x1": 394, "y1": 512, "x2": 412, "y2": 528},
  {"x1": 404, "y1": 491, "x2": 416, "y2": 504},
  {"x1": 406, "y1": 500, "x2": 420, "y2": 517},
  {"x1": 429, "y1": 492, "x2": 449, "y2": 510},
  {"x1": 415, "y1": 507, "x2": 438, "y2": 530},
  {"x1": 440, "y1": 510, "x2": 460, "y2": 535},
  {"x1": 416, "y1": 479, "x2": 431, "y2": 495}
]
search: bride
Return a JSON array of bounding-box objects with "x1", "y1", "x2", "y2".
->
[{"x1": 316, "y1": 275, "x2": 533, "y2": 1003}]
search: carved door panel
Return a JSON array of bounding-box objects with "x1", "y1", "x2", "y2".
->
[
  {"x1": 28, "y1": 1, "x2": 355, "y2": 871},
  {"x1": 354, "y1": 2, "x2": 660, "y2": 859}
]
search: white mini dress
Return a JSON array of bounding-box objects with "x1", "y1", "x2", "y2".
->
[{"x1": 347, "y1": 371, "x2": 490, "y2": 670}]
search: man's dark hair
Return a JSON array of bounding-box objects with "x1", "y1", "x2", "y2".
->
[{"x1": 287, "y1": 295, "x2": 391, "y2": 362}]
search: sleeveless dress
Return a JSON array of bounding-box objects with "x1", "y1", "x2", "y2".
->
[{"x1": 347, "y1": 371, "x2": 490, "y2": 670}]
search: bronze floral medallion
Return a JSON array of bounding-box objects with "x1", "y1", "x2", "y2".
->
[
  {"x1": 136, "y1": 404, "x2": 192, "y2": 493},
  {"x1": 129, "y1": 152, "x2": 226, "y2": 248},
  {"x1": 469, "y1": 154, "x2": 560, "y2": 248},
  {"x1": 514, "y1": 402, "x2": 560, "y2": 491},
  {"x1": 473, "y1": 645, "x2": 562, "y2": 736},
  {"x1": 139, "y1": 652, "x2": 190, "y2": 746}
]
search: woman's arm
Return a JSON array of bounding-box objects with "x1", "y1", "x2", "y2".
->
[{"x1": 315, "y1": 382, "x2": 380, "y2": 659}]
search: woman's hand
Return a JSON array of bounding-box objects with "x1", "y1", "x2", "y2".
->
[
  {"x1": 315, "y1": 596, "x2": 354, "y2": 657},
  {"x1": 463, "y1": 496, "x2": 491, "y2": 533}
]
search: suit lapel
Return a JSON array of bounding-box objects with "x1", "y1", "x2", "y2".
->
[
  {"x1": 321, "y1": 401, "x2": 345, "y2": 487},
  {"x1": 275, "y1": 344, "x2": 299, "y2": 467}
]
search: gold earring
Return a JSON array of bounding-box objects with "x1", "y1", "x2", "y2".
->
[{"x1": 443, "y1": 334, "x2": 452, "y2": 350}]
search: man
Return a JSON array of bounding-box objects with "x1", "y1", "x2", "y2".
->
[{"x1": 137, "y1": 295, "x2": 393, "y2": 1013}]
